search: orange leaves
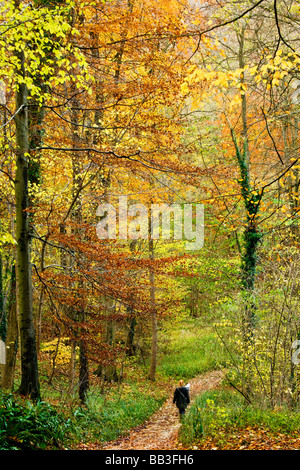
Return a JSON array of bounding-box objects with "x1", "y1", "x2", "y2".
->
[{"x1": 194, "y1": 426, "x2": 300, "y2": 450}]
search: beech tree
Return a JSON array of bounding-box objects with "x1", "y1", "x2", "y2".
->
[
  {"x1": 14, "y1": 37, "x2": 40, "y2": 399},
  {"x1": 0, "y1": 0, "x2": 91, "y2": 398}
]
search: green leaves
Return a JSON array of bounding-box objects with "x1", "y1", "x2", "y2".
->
[
  {"x1": 0, "y1": 392, "x2": 73, "y2": 450},
  {"x1": 0, "y1": 0, "x2": 91, "y2": 100}
]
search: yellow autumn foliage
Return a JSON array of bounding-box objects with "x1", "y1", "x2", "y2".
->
[{"x1": 41, "y1": 338, "x2": 77, "y2": 366}]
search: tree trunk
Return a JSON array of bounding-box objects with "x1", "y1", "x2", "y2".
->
[
  {"x1": 1, "y1": 265, "x2": 18, "y2": 390},
  {"x1": 14, "y1": 48, "x2": 40, "y2": 400},
  {"x1": 94, "y1": 300, "x2": 119, "y2": 383},
  {"x1": 70, "y1": 87, "x2": 89, "y2": 404},
  {"x1": 148, "y1": 236, "x2": 157, "y2": 381},
  {"x1": 0, "y1": 250, "x2": 5, "y2": 379},
  {"x1": 79, "y1": 335, "x2": 89, "y2": 404},
  {"x1": 227, "y1": 31, "x2": 262, "y2": 336},
  {"x1": 69, "y1": 339, "x2": 76, "y2": 391},
  {"x1": 28, "y1": 92, "x2": 46, "y2": 353},
  {"x1": 125, "y1": 306, "x2": 136, "y2": 357},
  {"x1": 0, "y1": 250, "x2": 5, "y2": 345}
]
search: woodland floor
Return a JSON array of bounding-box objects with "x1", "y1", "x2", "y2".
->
[
  {"x1": 75, "y1": 369, "x2": 300, "y2": 451},
  {"x1": 80, "y1": 370, "x2": 224, "y2": 451}
]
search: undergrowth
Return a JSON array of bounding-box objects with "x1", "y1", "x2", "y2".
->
[
  {"x1": 179, "y1": 388, "x2": 300, "y2": 448},
  {"x1": 73, "y1": 382, "x2": 167, "y2": 444},
  {"x1": 0, "y1": 392, "x2": 73, "y2": 450},
  {"x1": 157, "y1": 319, "x2": 229, "y2": 380}
]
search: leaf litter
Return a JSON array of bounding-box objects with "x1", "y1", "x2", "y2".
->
[{"x1": 76, "y1": 370, "x2": 300, "y2": 450}]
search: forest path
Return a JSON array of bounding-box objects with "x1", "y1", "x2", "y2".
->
[{"x1": 101, "y1": 370, "x2": 223, "y2": 451}]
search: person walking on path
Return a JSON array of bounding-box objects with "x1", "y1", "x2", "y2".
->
[{"x1": 173, "y1": 379, "x2": 190, "y2": 418}]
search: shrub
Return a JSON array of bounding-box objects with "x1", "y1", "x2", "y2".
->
[
  {"x1": 179, "y1": 389, "x2": 242, "y2": 445},
  {"x1": 0, "y1": 392, "x2": 73, "y2": 450}
]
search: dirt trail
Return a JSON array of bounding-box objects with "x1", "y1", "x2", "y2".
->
[{"x1": 101, "y1": 370, "x2": 224, "y2": 451}]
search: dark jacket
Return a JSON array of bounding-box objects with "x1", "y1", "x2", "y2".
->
[{"x1": 173, "y1": 386, "x2": 190, "y2": 410}]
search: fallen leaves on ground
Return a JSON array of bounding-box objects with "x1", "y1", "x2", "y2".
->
[
  {"x1": 75, "y1": 370, "x2": 300, "y2": 451},
  {"x1": 188, "y1": 426, "x2": 300, "y2": 450},
  {"x1": 76, "y1": 370, "x2": 223, "y2": 450}
]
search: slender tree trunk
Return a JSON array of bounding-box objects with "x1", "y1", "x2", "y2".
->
[
  {"x1": 125, "y1": 306, "x2": 136, "y2": 357},
  {"x1": 282, "y1": 115, "x2": 299, "y2": 237},
  {"x1": 225, "y1": 32, "x2": 263, "y2": 336},
  {"x1": 70, "y1": 86, "x2": 89, "y2": 404},
  {"x1": 28, "y1": 96, "x2": 45, "y2": 353},
  {"x1": 238, "y1": 27, "x2": 249, "y2": 169},
  {"x1": 94, "y1": 299, "x2": 119, "y2": 383},
  {"x1": 69, "y1": 339, "x2": 76, "y2": 391},
  {"x1": 0, "y1": 250, "x2": 4, "y2": 344},
  {"x1": 148, "y1": 235, "x2": 157, "y2": 381},
  {"x1": 14, "y1": 47, "x2": 40, "y2": 400},
  {"x1": 104, "y1": 302, "x2": 118, "y2": 382},
  {"x1": 231, "y1": 125, "x2": 262, "y2": 329},
  {"x1": 0, "y1": 250, "x2": 5, "y2": 378},
  {"x1": 79, "y1": 334, "x2": 89, "y2": 403},
  {"x1": 1, "y1": 265, "x2": 18, "y2": 390}
]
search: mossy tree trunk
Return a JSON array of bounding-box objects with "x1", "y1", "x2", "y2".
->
[
  {"x1": 231, "y1": 129, "x2": 263, "y2": 334},
  {"x1": 14, "y1": 47, "x2": 40, "y2": 400},
  {"x1": 230, "y1": 29, "x2": 263, "y2": 336}
]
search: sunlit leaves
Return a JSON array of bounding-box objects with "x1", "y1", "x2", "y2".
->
[{"x1": 0, "y1": 0, "x2": 92, "y2": 100}]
